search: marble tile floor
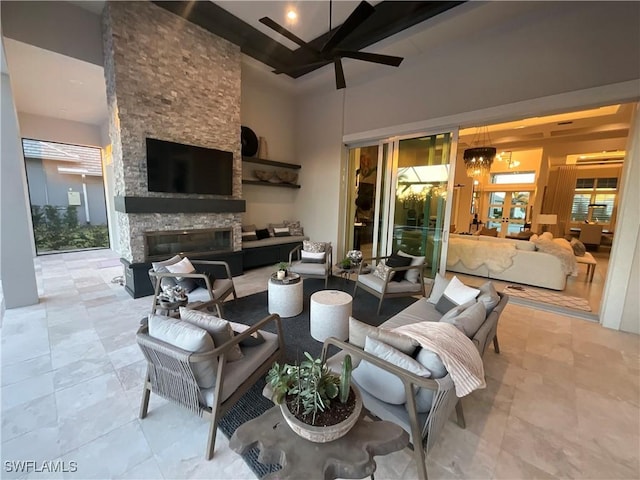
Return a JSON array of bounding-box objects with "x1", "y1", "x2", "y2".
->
[{"x1": 1, "y1": 249, "x2": 638, "y2": 479}]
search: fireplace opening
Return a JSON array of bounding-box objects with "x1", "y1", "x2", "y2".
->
[{"x1": 144, "y1": 228, "x2": 232, "y2": 261}]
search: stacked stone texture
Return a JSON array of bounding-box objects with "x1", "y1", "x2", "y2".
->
[{"x1": 102, "y1": 1, "x2": 242, "y2": 262}]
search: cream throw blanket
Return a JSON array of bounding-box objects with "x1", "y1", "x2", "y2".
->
[
  {"x1": 393, "y1": 322, "x2": 486, "y2": 397},
  {"x1": 447, "y1": 237, "x2": 517, "y2": 274}
]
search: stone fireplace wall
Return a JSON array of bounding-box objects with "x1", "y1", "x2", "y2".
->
[{"x1": 102, "y1": 1, "x2": 242, "y2": 263}]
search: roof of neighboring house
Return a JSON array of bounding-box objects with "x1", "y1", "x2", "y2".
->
[{"x1": 22, "y1": 139, "x2": 103, "y2": 176}]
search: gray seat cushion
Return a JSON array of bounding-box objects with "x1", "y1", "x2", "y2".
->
[
  {"x1": 200, "y1": 330, "x2": 278, "y2": 406},
  {"x1": 289, "y1": 261, "x2": 327, "y2": 275},
  {"x1": 357, "y1": 274, "x2": 423, "y2": 294}
]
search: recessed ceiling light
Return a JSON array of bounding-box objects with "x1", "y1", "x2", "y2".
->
[{"x1": 286, "y1": 9, "x2": 297, "y2": 21}]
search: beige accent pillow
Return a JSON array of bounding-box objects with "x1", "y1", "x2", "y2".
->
[
  {"x1": 179, "y1": 308, "x2": 243, "y2": 362},
  {"x1": 303, "y1": 240, "x2": 326, "y2": 253},
  {"x1": 348, "y1": 317, "x2": 418, "y2": 354},
  {"x1": 372, "y1": 261, "x2": 394, "y2": 282},
  {"x1": 148, "y1": 314, "x2": 217, "y2": 388}
]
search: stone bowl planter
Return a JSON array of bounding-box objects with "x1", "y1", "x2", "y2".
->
[
  {"x1": 279, "y1": 385, "x2": 362, "y2": 443},
  {"x1": 254, "y1": 169, "x2": 273, "y2": 181}
]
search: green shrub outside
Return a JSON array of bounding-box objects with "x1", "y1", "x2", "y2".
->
[{"x1": 31, "y1": 205, "x2": 109, "y2": 253}]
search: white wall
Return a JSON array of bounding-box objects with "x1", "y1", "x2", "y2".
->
[
  {"x1": 18, "y1": 113, "x2": 103, "y2": 147},
  {"x1": 342, "y1": 1, "x2": 640, "y2": 136},
  {"x1": 241, "y1": 63, "x2": 300, "y2": 226},
  {"x1": 602, "y1": 104, "x2": 640, "y2": 333},
  {"x1": 1, "y1": 44, "x2": 38, "y2": 308},
  {"x1": 295, "y1": 89, "x2": 345, "y2": 247}
]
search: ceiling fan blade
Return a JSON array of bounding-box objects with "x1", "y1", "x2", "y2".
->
[
  {"x1": 322, "y1": 1, "x2": 375, "y2": 54},
  {"x1": 274, "y1": 60, "x2": 332, "y2": 76},
  {"x1": 335, "y1": 50, "x2": 403, "y2": 67},
  {"x1": 334, "y1": 58, "x2": 346, "y2": 90},
  {"x1": 259, "y1": 17, "x2": 318, "y2": 54}
]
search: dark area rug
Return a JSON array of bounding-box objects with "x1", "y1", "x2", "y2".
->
[{"x1": 217, "y1": 277, "x2": 418, "y2": 477}]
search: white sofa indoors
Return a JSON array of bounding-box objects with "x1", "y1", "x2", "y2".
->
[{"x1": 446, "y1": 233, "x2": 571, "y2": 290}]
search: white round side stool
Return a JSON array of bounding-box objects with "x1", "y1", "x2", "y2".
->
[
  {"x1": 268, "y1": 274, "x2": 303, "y2": 318},
  {"x1": 310, "y1": 290, "x2": 353, "y2": 342}
]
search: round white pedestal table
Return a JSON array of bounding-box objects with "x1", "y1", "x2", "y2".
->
[{"x1": 309, "y1": 290, "x2": 353, "y2": 342}]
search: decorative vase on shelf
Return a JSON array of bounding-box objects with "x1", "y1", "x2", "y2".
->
[{"x1": 258, "y1": 136, "x2": 268, "y2": 159}]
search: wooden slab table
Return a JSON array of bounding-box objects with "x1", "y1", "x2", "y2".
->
[{"x1": 229, "y1": 406, "x2": 409, "y2": 480}]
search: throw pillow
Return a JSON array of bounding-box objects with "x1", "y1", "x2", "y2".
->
[
  {"x1": 273, "y1": 226, "x2": 291, "y2": 237},
  {"x1": 478, "y1": 227, "x2": 498, "y2": 237},
  {"x1": 303, "y1": 240, "x2": 326, "y2": 253},
  {"x1": 435, "y1": 276, "x2": 480, "y2": 314},
  {"x1": 256, "y1": 228, "x2": 270, "y2": 240},
  {"x1": 241, "y1": 230, "x2": 258, "y2": 242},
  {"x1": 385, "y1": 253, "x2": 413, "y2": 282},
  {"x1": 397, "y1": 250, "x2": 425, "y2": 283},
  {"x1": 352, "y1": 337, "x2": 431, "y2": 405},
  {"x1": 570, "y1": 237, "x2": 587, "y2": 257},
  {"x1": 553, "y1": 238, "x2": 573, "y2": 252},
  {"x1": 477, "y1": 281, "x2": 500, "y2": 313},
  {"x1": 540, "y1": 231, "x2": 553, "y2": 241},
  {"x1": 165, "y1": 257, "x2": 198, "y2": 292},
  {"x1": 152, "y1": 255, "x2": 182, "y2": 290},
  {"x1": 148, "y1": 314, "x2": 217, "y2": 388},
  {"x1": 427, "y1": 273, "x2": 450, "y2": 304},
  {"x1": 268, "y1": 223, "x2": 286, "y2": 237},
  {"x1": 440, "y1": 302, "x2": 487, "y2": 338},
  {"x1": 301, "y1": 250, "x2": 325, "y2": 263},
  {"x1": 348, "y1": 317, "x2": 418, "y2": 354},
  {"x1": 414, "y1": 348, "x2": 448, "y2": 412},
  {"x1": 372, "y1": 261, "x2": 394, "y2": 282},
  {"x1": 152, "y1": 255, "x2": 182, "y2": 271},
  {"x1": 242, "y1": 224, "x2": 257, "y2": 233},
  {"x1": 287, "y1": 220, "x2": 304, "y2": 236},
  {"x1": 179, "y1": 307, "x2": 243, "y2": 362},
  {"x1": 228, "y1": 321, "x2": 266, "y2": 347}
]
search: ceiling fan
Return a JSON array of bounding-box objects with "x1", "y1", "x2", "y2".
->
[{"x1": 259, "y1": 1, "x2": 404, "y2": 89}]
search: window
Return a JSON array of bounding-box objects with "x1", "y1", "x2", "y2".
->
[
  {"x1": 490, "y1": 172, "x2": 536, "y2": 184},
  {"x1": 571, "y1": 177, "x2": 618, "y2": 225}
]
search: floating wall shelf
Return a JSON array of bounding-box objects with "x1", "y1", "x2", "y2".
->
[
  {"x1": 242, "y1": 156, "x2": 301, "y2": 169},
  {"x1": 242, "y1": 180, "x2": 300, "y2": 189}
]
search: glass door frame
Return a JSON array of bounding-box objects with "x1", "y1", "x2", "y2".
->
[{"x1": 363, "y1": 128, "x2": 460, "y2": 274}]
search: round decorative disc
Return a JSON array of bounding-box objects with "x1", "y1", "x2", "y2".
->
[{"x1": 241, "y1": 126, "x2": 259, "y2": 157}]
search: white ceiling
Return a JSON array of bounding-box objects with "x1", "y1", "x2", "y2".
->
[{"x1": 3, "y1": 38, "x2": 107, "y2": 125}]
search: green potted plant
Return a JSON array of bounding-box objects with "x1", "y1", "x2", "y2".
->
[
  {"x1": 276, "y1": 261, "x2": 289, "y2": 280},
  {"x1": 266, "y1": 352, "x2": 361, "y2": 443},
  {"x1": 339, "y1": 258, "x2": 352, "y2": 270}
]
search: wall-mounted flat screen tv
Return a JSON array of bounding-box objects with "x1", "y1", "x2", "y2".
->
[{"x1": 146, "y1": 138, "x2": 233, "y2": 195}]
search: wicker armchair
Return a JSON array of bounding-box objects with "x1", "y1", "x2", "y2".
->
[
  {"x1": 137, "y1": 313, "x2": 284, "y2": 459},
  {"x1": 148, "y1": 260, "x2": 237, "y2": 317},
  {"x1": 353, "y1": 256, "x2": 425, "y2": 315}
]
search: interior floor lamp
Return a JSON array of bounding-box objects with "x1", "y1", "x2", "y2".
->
[{"x1": 537, "y1": 214, "x2": 557, "y2": 233}]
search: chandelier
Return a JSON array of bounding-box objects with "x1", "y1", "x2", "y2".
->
[
  {"x1": 463, "y1": 126, "x2": 496, "y2": 177},
  {"x1": 463, "y1": 146, "x2": 496, "y2": 177}
]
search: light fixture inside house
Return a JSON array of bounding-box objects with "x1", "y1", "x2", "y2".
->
[
  {"x1": 464, "y1": 147, "x2": 496, "y2": 177},
  {"x1": 286, "y1": 9, "x2": 297, "y2": 21},
  {"x1": 463, "y1": 126, "x2": 496, "y2": 177},
  {"x1": 496, "y1": 151, "x2": 520, "y2": 169}
]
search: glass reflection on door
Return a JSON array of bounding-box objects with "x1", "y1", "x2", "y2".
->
[
  {"x1": 391, "y1": 133, "x2": 451, "y2": 278},
  {"x1": 346, "y1": 145, "x2": 381, "y2": 260}
]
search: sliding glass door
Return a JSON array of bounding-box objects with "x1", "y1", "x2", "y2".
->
[{"x1": 344, "y1": 130, "x2": 457, "y2": 279}]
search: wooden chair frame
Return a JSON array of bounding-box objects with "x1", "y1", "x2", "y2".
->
[
  {"x1": 137, "y1": 313, "x2": 284, "y2": 459},
  {"x1": 353, "y1": 255, "x2": 426, "y2": 315}
]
